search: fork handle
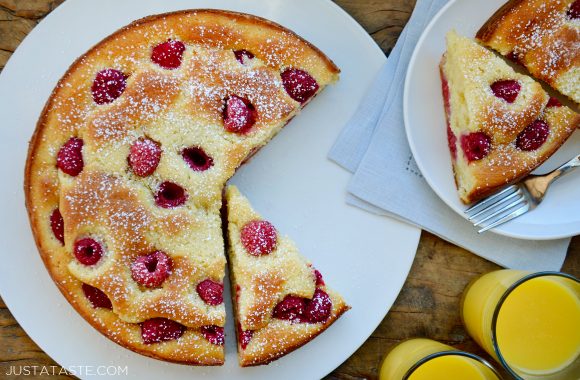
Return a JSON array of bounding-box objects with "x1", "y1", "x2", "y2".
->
[{"x1": 545, "y1": 154, "x2": 580, "y2": 185}]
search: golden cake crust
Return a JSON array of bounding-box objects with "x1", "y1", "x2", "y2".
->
[
  {"x1": 25, "y1": 9, "x2": 339, "y2": 365},
  {"x1": 476, "y1": 0, "x2": 580, "y2": 104}
]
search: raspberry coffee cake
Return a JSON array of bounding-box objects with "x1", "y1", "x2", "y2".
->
[
  {"x1": 225, "y1": 186, "x2": 349, "y2": 366},
  {"x1": 441, "y1": 31, "x2": 579, "y2": 204},
  {"x1": 476, "y1": 0, "x2": 580, "y2": 104},
  {"x1": 25, "y1": 10, "x2": 339, "y2": 365}
]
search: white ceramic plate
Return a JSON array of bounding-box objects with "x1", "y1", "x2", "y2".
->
[
  {"x1": 0, "y1": 0, "x2": 421, "y2": 379},
  {"x1": 404, "y1": 0, "x2": 580, "y2": 240}
]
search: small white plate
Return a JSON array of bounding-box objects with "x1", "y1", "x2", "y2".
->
[
  {"x1": 404, "y1": 0, "x2": 580, "y2": 240},
  {"x1": 0, "y1": 0, "x2": 421, "y2": 379}
]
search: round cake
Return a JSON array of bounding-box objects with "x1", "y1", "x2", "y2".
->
[{"x1": 25, "y1": 9, "x2": 339, "y2": 365}]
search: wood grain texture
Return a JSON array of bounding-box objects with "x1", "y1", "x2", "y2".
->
[{"x1": 0, "y1": 1, "x2": 578, "y2": 379}]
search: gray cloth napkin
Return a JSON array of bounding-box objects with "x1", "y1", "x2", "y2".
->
[{"x1": 328, "y1": 0, "x2": 570, "y2": 271}]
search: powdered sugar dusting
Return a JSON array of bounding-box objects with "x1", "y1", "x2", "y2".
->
[{"x1": 28, "y1": 10, "x2": 338, "y2": 362}]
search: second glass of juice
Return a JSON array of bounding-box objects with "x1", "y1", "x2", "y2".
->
[
  {"x1": 379, "y1": 338, "x2": 502, "y2": 380},
  {"x1": 461, "y1": 270, "x2": 580, "y2": 379}
]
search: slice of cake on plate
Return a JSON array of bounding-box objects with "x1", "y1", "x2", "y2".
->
[
  {"x1": 225, "y1": 185, "x2": 349, "y2": 366},
  {"x1": 476, "y1": 0, "x2": 580, "y2": 104},
  {"x1": 440, "y1": 31, "x2": 579, "y2": 204}
]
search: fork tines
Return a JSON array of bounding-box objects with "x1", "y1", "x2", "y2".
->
[{"x1": 465, "y1": 185, "x2": 531, "y2": 233}]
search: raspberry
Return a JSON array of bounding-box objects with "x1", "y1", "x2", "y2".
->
[
  {"x1": 235, "y1": 285, "x2": 241, "y2": 304},
  {"x1": 313, "y1": 269, "x2": 325, "y2": 287},
  {"x1": 182, "y1": 146, "x2": 213, "y2": 172},
  {"x1": 461, "y1": 132, "x2": 491, "y2": 162},
  {"x1": 516, "y1": 120, "x2": 550, "y2": 151},
  {"x1": 91, "y1": 69, "x2": 127, "y2": 105},
  {"x1": 50, "y1": 208, "x2": 64, "y2": 245},
  {"x1": 441, "y1": 73, "x2": 450, "y2": 115},
  {"x1": 304, "y1": 289, "x2": 332, "y2": 323},
  {"x1": 56, "y1": 137, "x2": 84, "y2": 176},
  {"x1": 281, "y1": 68, "x2": 319, "y2": 103},
  {"x1": 141, "y1": 318, "x2": 185, "y2": 344},
  {"x1": 240, "y1": 220, "x2": 278, "y2": 256},
  {"x1": 568, "y1": 0, "x2": 580, "y2": 19},
  {"x1": 151, "y1": 40, "x2": 186, "y2": 69},
  {"x1": 128, "y1": 138, "x2": 162, "y2": 177},
  {"x1": 196, "y1": 279, "x2": 224, "y2": 306},
  {"x1": 154, "y1": 182, "x2": 188, "y2": 208},
  {"x1": 82, "y1": 283, "x2": 112, "y2": 309},
  {"x1": 200, "y1": 325, "x2": 225, "y2": 345},
  {"x1": 223, "y1": 95, "x2": 256, "y2": 134},
  {"x1": 447, "y1": 126, "x2": 457, "y2": 160},
  {"x1": 506, "y1": 51, "x2": 523, "y2": 65},
  {"x1": 546, "y1": 97, "x2": 563, "y2": 108},
  {"x1": 272, "y1": 295, "x2": 307, "y2": 323},
  {"x1": 74, "y1": 238, "x2": 103, "y2": 266},
  {"x1": 131, "y1": 251, "x2": 172, "y2": 288},
  {"x1": 233, "y1": 49, "x2": 255, "y2": 64},
  {"x1": 491, "y1": 80, "x2": 521, "y2": 103},
  {"x1": 237, "y1": 323, "x2": 253, "y2": 350}
]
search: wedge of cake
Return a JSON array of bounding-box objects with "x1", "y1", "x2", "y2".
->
[
  {"x1": 25, "y1": 10, "x2": 339, "y2": 365},
  {"x1": 225, "y1": 186, "x2": 349, "y2": 366},
  {"x1": 440, "y1": 31, "x2": 578, "y2": 204},
  {"x1": 476, "y1": 0, "x2": 580, "y2": 104}
]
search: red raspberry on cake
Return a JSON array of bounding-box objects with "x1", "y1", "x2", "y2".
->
[
  {"x1": 141, "y1": 318, "x2": 185, "y2": 344},
  {"x1": 131, "y1": 251, "x2": 172, "y2": 288},
  {"x1": 50, "y1": 209, "x2": 64, "y2": 245},
  {"x1": 196, "y1": 279, "x2": 224, "y2": 306},
  {"x1": 240, "y1": 220, "x2": 277, "y2": 256},
  {"x1": 281, "y1": 68, "x2": 319, "y2": 103},
  {"x1": 91, "y1": 69, "x2": 127, "y2": 105},
  {"x1": 128, "y1": 138, "x2": 162, "y2": 177},
  {"x1": 234, "y1": 49, "x2": 255, "y2": 64},
  {"x1": 82, "y1": 283, "x2": 113, "y2": 310},
  {"x1": 56, "y1": 137, "x2": 84, "y2": 176},
  {"x1": 440, "y1": 31, "x2": 578, "y2": 204},
  {"x1": 151, "y1": 40, "x2": 186, "y2": 69},
  {"x1": 223, "y1": 95, "x2": 257, "y2": 134},
  {"x1": 225, "y1": 186, "x2": 349, "y2": 366}
]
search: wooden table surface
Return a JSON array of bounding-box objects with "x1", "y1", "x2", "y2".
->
[{"x1": 0, "y1": 1, "x2": 578, "y2": 379}]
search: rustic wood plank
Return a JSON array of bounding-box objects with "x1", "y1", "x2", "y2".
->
[
  {"x1": 0, "y1": 0, "x2": 63, "y2": 19},
  {"x1": 334, "y1": 0, "x2": 417, "y2": 54},
  {"x1": 0, "y1": 9, "x2": 37, "y2": 52},
  {"x1": 0, "y1": 2, "x2": 578, "y2": 380}
]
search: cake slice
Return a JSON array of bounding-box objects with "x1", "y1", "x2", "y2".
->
[
  {"x1": 440, "y1": 31, "x2": 579, "y2": 204},
  {"x1": 476, "y1": 0, "x2": 580, "y2": 104},
  {"x1": 225, "y1": 186, "x2": 349, "y2": 366}
]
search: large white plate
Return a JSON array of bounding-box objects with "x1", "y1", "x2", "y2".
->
[
  {"x1": 404, "y1": 0, "x2": 580, "y2": 240},
  {"x1": 0, "y1": 0, "x2": 421, "y2": 378}
]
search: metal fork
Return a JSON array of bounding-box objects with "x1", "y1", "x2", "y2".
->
[{"x1": 465, "y1": 154, "x2": 580, "y2": 233}]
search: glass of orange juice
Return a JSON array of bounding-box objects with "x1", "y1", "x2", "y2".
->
[
  {"x1": 461, "y1": 270, "x2": 580, "y2": 379},
  {"x1": 379, "y1": 338, "x2": 502, "y2": 380}
]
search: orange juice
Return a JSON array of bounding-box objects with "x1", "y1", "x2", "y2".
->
[
  {"x1": 462, "y1": 270, "x2": 527, "y2": 353},
  {"x1": 495, "y1": 276, "x2": 580, "y2": 375},
  {"x1": 408, "y1": 354, "x2": 499, "y2": 380},
  {"x1": 462, "y1": 270, "x2": 580, "y2": 378},
  {"x1": 379, "y1": 339, "x2": 500, "y2": 380}
]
